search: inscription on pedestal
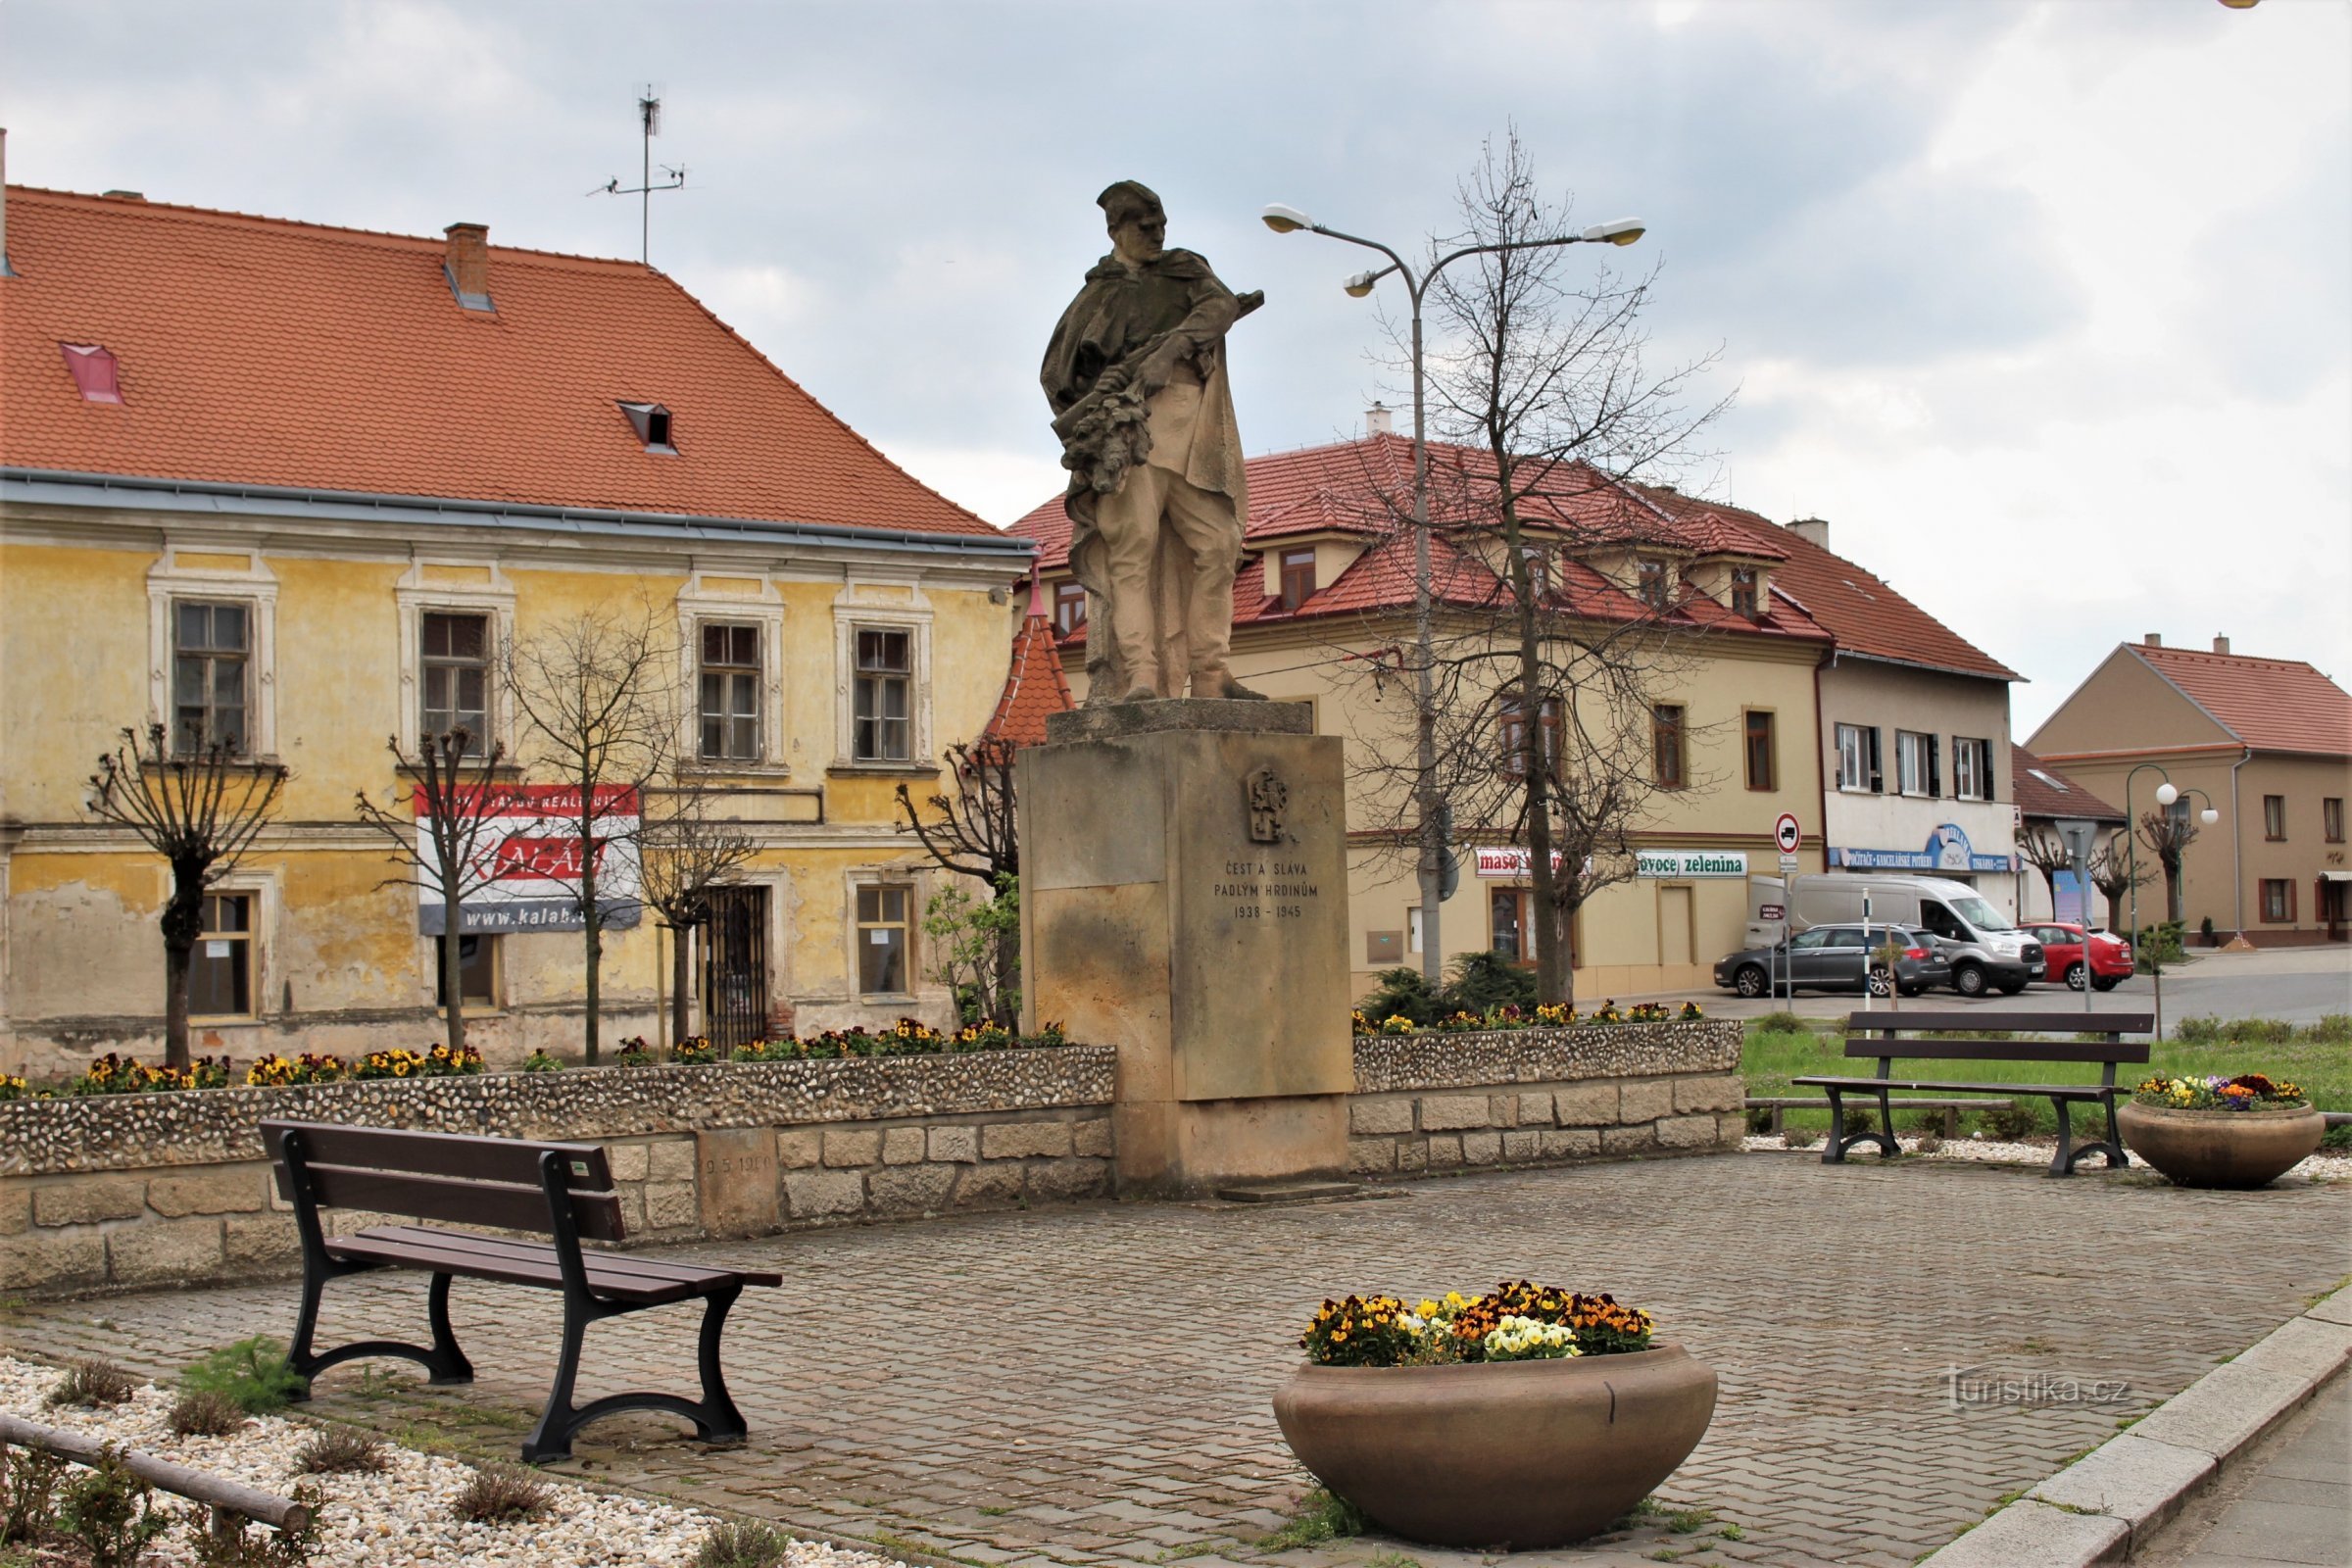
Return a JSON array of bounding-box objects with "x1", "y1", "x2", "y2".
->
[{"x1": 1213, "y1": 858, "x2": 1320, "y2": 923}]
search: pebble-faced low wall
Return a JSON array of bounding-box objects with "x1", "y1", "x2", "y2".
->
[
  {"x1": 0, "y1": 1048, "x2": 1115, "y2": 1299},
  {"x1": 1346, "y1": 1020, "x2": 1744, "y2": 1176},
  {"x1": 2, "y1": 1021, "x2": 1743, "y2": 1300}
]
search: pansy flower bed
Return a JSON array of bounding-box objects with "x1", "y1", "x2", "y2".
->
[
  {"x1": 1353, "y1": 1000, "x2": 1700, "y2": 1037},
  {"x1": 2132, "y1": 1072, "x2": 2308, "y2": 1110},
  {"x1": 1301, "y1": 1280, "x2": 1656, "y2": 1367}
]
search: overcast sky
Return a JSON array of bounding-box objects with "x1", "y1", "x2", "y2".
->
[{"x1": 6, "y1": 0, "x2": 2345, "y2": 733}]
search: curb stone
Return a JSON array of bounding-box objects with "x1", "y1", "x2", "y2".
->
[{"x1": 1919, "y1": 1284, "x2": 2352, "y2": 1566}]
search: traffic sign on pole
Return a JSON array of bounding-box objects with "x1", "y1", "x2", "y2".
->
[
  {"x1": 1778, "y1": 853, "x2": 1800, "y2": 875},
  {"x1": 1773, "y1": 812, "x2": 1802, "y2": 855}
]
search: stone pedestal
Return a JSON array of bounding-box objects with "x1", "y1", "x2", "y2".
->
[{"x1": 1020, "y1": 700, "x2": 1352, "y2": 1196}]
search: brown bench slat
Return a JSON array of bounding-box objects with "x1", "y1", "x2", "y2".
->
[
  {"x1": 277, "y1": 1164, "x2": 626, "y2": 1243},
  {"x1": 355, "y1": 1223, "x2": 782, "y2": 1289},
  {"x1": 1839, "y1": 1037, "x2": 2152, "y2": 1064},
  {"x1": 1795, "y1": 1075, "x2": 2110, "y2": 1100},
  {"x1": 326, "y1": 1231, "x2": 708, "y2": 1305},
  {"x1": 1847, "y1": 1010, "x2": 2152, "y2": 1036},
  {"x1": 261, "y1": 1119, "x2": 613, "y2": 1191}
]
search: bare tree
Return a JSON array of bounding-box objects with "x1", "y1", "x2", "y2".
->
[
  {"x1": 2015, "y1": 822, "x2": 2071, "y2": 914},
  {"x1": 1341, "y1": 131, "x2": 1729, "y2": 1005},
  {"x1": 86, "y1": 724, "x2": 288, "y2": 1068},
  {"x1": 638, "y1": 772, "x2": 759, "y2": 1048},
  {"x1": 506, "y1": 605, "x2": 678, "y2": 1062},
  {"x1": 352, "y1": 727, "x2": 511, "y2": 1055},
  {"x1": 2087, "y1": 827, "x2": 2152, "y2": 933},
  {"x1": 2138, "y1": 808, "x2": 2200, "y2": 927},
  {"x1": 896, "y1": 738, "x2": 1021, "y2": 1026}
]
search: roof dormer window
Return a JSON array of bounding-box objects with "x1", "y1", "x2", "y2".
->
[
  {"x1": 1730, "y1": 565, "x2": 1759, "y2": 618},
  {"x1": 618, "y1": 401, "x2": 676, "y2": 454},
  {"x1": 62, "y1": 344, "x2": 123, "y2": 403}
]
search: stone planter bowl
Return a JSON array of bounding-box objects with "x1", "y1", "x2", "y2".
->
[
  {"x1": 2117, "y1": 1101, "x2": 2325, "y2": 1189},
  {"x1": 1271, "y1": 1344, "x2": 1717, "y2": 1549}
]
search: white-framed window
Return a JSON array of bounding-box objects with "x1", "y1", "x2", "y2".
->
[
  {"x1": 1895, "y1": 730, "x2": 1939, "y2": 798},
  {"x1": 1953, "y1": 738, "x2": 1993, "y2": 802},
  {"x1": 1836, "y1": 722, "x2": 1881, "y2": 794},
  {"x1": 148, "y1": 548, "x2": 278, "y2": 759},
  {"x1": 192, "y1": 892, "x2": 257, "y2": 1017},
  {"x1": 848, "y1": 874, "x2": 918, "y2": 998},
  {"x1": 676, "y1": 574, "x2": 788, "y2": 771},
  {"x1": 190, "y1": 868, "x2": 277, "y2": 1021},
  {"x1": 395, "y1": 563, "x2": 515, "y2": 756},
  {"x1": 831, "y1": 589, "x2": 934, "y2": 769}
]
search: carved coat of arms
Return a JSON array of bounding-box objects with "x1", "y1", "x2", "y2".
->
[{"x1": 1246, "y1": 765, "x2": 1287, "y2": 844}]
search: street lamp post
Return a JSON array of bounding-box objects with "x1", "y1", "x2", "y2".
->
[
  {"x1": 1259, "y1": 203, "x2": 1643, "y2": 986},
  {"x1": 2122, "y1": 764, "x2": 2221, "y2": 1042}
]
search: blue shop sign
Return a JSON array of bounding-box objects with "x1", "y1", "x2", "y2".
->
[{"x1": 1827, "y1": 821, "x2": 2014, "y2": 875}]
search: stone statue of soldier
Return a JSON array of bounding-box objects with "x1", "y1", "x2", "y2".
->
[{"x1": 1043, "y1": 180, "x2": 1265, "y2": 704}]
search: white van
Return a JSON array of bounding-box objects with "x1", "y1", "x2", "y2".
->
[{"x1": 1743, "y1": 873, "x2": 2043, "y2": 997}]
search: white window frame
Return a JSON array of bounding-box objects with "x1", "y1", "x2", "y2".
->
[
  {"x1": 147, "y1": 547, "x2": 279, "y2": 760},
  {"x1": 845, "y1": 865, "x2": 927, "y2": 1001},
  {"x1": 676, "y1": 574, "x2": 789, "y2": 772},
  {"x1": 395, "y1": 562, "x2": 516, "y2": 757},
  {"x1": 831, "y1": 587, "x2": 934, "y2": 771},
  {"x1": 192, "y1": 866, "x2": 279, "y2": 1023},
  {"x1": 1954, "y1": 737, "x2": 1992, "y2": 802},
  {"x1": 1895, "y1": 730, "x2": 1932, "y2": 797},
  {"x1": 1836, "y1": 722, "x2": 1877, "y2": 794}
]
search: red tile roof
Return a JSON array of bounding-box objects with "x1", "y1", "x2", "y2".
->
[
  {"x1": 1014, "y1": 435, "x2": 1831, "y2": 651},
  {"x1": 1638, "y1": 488, "x2": 2021, "y2": 682},
  {"x1": 983, "y1": 606, "x2": 1075, "y2": 748},
  {"x1": 1, "y1": 186, "x2": 999, "y2": 537},
  {"x1": 2010, "y1": 745, "x2": 2125, "y2": 822},
  {"x1": 2131, "y1": 644, "x2": 2352, "y2": 757}
]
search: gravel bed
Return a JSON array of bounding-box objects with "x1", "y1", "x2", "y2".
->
[
  {"x1": 1740, "y1": 1132, "x2": 2352, "y2": 1182},
  {"x1": 0, "y1": 1356, "x2": 907, "y2": 1568}
]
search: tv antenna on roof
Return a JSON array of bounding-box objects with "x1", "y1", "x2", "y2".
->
[{"x1": 588, "y1": 85, "x2": 686, "y2": 267}]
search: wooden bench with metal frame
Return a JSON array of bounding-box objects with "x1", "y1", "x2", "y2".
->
[
  {"x1": 1790, "y1": 1010, "x2": 2153, "y2": 1177},
  {"x1": 262, "y1": 1118, "x2": 781, "y2": 1462}
]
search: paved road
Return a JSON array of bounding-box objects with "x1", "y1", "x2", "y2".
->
[
  {"x1": 10, "y1": 1153, "x2": 2346, "y2": 1567},
  {"x1": 1663, "y1": 943, "x2": 2352, "y2": 1033},
  {"x1": 2135, "y1": 1369, "x2": 2351, "y2": 1566}
]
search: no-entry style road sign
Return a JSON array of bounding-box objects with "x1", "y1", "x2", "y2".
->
[{"x1": 1774, "y1": 812, "x2": 1802, "y2": 855}]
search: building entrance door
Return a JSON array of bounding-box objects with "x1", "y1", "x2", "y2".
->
[{"x1": 699, "y1": 886, "x2": 770, "y2": 1049}]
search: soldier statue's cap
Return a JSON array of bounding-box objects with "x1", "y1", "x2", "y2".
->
[{"x1": 1097, "y1": 180, "x2": 1164, "y2": 228}]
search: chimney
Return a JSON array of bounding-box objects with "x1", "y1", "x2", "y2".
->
[
  {"x1": 443, "y1": 222, "x2": 494, "y2": 312},
  {"x1": 1788, "y1": 516, "x2": 1830, "y2": 550},
  {"x1": 2144, "y1": 633, "x2": 2162, "y2": 648},
  {"x1": 2212, "y1": 634, "x2": 2230, "y2": 656},
  {"x1": 1366, "y1": 402, "x2": 1395, "y2": 437}
]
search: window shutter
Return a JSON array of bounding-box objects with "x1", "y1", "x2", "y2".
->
[{"x1": 1928, "y1": 736, "x2": 1941, "y2": 798}]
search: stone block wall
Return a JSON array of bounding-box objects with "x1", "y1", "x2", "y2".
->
[
  {"x1": 1345, "y1": 1020, "x2": 1744, "y2": 1177},
  {"x1": 1, "y1": 1047, "x2": 1114, "y2": 1299}
]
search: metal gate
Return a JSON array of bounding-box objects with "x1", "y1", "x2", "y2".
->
[{"x1": 699, "y1": 886, "x2": 769, "y2": 1049}]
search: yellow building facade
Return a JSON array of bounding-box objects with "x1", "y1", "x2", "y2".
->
[{"x1": 0, "y1": 185, "x2": 1030, "y2": 1076}]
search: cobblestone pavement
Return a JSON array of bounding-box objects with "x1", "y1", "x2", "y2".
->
[{"x1": 7, "y1": 1152, "x2": 2347, "y2": 1568}]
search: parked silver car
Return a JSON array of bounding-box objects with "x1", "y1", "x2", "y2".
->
[{"x1": 1713, "y1": 925, "x2": 1953, "y2": 999}]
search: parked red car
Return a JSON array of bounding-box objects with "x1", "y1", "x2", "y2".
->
[{"x1": 2022, "y1": 922, "x2": 2132, "y2": 991}]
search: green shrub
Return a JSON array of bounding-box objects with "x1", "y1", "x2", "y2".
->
[
  {"x1": 2, "y1": 1444, "x2": 67, "y2": 1544},
  {"x1": 1355, "y1": 966, "x2": 1442, "y2": 1028},
  {"x1": 520, "y1": 1051, "x2": 564, "y2": 1073},
  {"x1": 182, "y1": 1338, "x2": 308, "y2": 1415},
  {"x1": 1440, "y1": 950, "x2": 1538, "y2": 1015},
  {"x1": 60, "y1": 1449, "x2": 169, "y2": 1568},
  {"x1": 695, "y1": 1519, "x2": 794, "y2": 1568},
  {"x1": 2311, "y1": 1014, "x2": 2352, "y2": 1044},
  {"x1": 1976, "y1": 1101, "x2": 2042, "y2": 1141},
  {"x1": 1746, "y1": 1011, "x2": 1814, "y2": 1036}
]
